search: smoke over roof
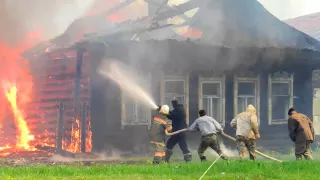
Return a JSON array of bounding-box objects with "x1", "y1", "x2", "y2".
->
[{"x1": 22, "y1": 0, "x2": 320, "y2": 57}]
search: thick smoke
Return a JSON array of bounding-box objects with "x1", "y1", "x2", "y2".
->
[{"x1": 0, "y1": 0, "x2": 94, "y2": 45}]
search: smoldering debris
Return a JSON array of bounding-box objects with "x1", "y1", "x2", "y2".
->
[{"x1": 50, "y1": 153, "x2": 121, "y2": 163}]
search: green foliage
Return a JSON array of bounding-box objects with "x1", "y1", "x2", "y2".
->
[{"x1": 1, "y1": 161, "x2": 320, "y2": 180}]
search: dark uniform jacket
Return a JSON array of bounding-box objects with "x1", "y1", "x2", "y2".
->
[
  {"x1": 167, "y1": 104, "x2": 187, "y2": 131},
  {"x1": 150, "y1": 113, "x2": 172, "y2": 145}
]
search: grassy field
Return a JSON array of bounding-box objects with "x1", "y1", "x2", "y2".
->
[{"x1": 1, "y1": 160, "x2": 320, "y2": 180}]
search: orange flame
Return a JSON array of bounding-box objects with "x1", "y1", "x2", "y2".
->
[
  {"x1": 0, "y1": 29, "x2": 40, "y2": 155},
  {"x1": 3, "y1": 84, "x2": 34, "y2": 150},
  {"x1": 63, "y1": 119, "x2": 81, "y2": 153},
  {"x1": 63, "y1": 117, "x2": 92, "y2": 153},
  {"x1": 85, "y1": 118, "x2": 92, "y2": 152},
  {"x1": 40, "y1": 129, "x2": 55, "y2": 147}
]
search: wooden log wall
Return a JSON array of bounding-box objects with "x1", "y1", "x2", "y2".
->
[{"x1": 27, "y1": 50, "x2": 90, "y2": 149}]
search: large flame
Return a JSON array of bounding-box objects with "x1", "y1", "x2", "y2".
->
[
  {"x1": 0, "y1": 30, "x2": 40, "y2": 156},
  {"x1": 3, "y1": 85, "x2": 34, "y2": 150}
]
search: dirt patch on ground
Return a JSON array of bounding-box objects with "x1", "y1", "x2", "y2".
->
[{"x1": 0, "y1": 153, "x2": 150, "y2": 166}]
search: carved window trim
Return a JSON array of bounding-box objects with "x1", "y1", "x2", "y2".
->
[
  {"x1": 268, "y1": 71, "x2": 294, "y2": 125},
  {"x1": 198, "y1": 76, "x2": 226, "y2": 126},
  {"x1": 121, "y1": 74, "x2": 152, "y2": 129},
  {"x1": 233, "y1": 74, "x2": 260, "y2": 124},
  {"x1": 161, "y1": 75, "x2": 189, "y2": 125}
]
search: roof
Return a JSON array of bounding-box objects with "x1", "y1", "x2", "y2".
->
[
  {"x1": 144, "y1": 0, "x2": 320, "y2": 50},
  {"x1": 285, "y1": 12, "x2": 320, "y2": 41},
  {"x1": 22, "y1": 0, "x2": 320, "y2": 58}
]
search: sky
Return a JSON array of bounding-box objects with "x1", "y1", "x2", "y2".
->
[{"x1": 258, "y1": 0, "x2": 320, "y2": 20}]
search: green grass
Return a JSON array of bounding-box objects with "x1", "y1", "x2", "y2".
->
[{"x1": 1, "y1": 161, "x2": 320, "y2": 180}]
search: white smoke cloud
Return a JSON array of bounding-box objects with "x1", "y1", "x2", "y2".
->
[{"x1": 2, "y1": 0, "x2": 95, "y2": 43}]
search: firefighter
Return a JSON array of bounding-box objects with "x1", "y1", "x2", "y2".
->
[
  {"x1": 230, "y1": 104, "x2": 260, "y2": 160},
  {"x1": 150, "y1": 105, "x2": 172, "y2": 164},
  {"x1": 165, "y1": 99, "x2": 192, "y2": 163}
]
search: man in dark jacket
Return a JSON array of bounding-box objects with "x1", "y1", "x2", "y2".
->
[
  {"x1": 165, "y1": 99, "x2": 192, "y2": 162},
  {"x1": 288, "y1": 107, "x2": 315, "y2": 160}
]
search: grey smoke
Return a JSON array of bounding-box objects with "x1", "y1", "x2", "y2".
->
[{"x1": 0, "y1": 0, "x2": 94, "y2": 45}]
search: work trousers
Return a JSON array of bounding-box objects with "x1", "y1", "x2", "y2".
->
[
  {"x1": 165, "y1": 133, "x2": 191, "y2": 162},
  {"x1": 295, "y1": 140, "x2": 313, "y2": 160},
  {"x1": 198, "y1": 134, "x2": 227, "y2": 161},
  {"x1": 151, "y1": 142, "x2": 165, "y2": 164},
  {"x1": 236, "y1": 135, "x2": 256, "y2": 160}
]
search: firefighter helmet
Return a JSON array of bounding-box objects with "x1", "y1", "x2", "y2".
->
[{"x1": 159, "y1": 105, "x2": 169, "y2": 115}]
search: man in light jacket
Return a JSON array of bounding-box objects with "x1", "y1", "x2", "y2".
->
[{"x1": 230, "y1": 104, "x2": 260, "y2": 160}]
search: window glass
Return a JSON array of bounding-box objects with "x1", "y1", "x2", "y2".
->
[
  {"x1": 238, "y1": 82, "x2": 255, "y2": 95},
  {"x1": 272, "y1": 83, "x2": 289, "y2": 96},
  {"x1": 202, "y1": 83, "x2": 220, "y2": 96},
  {"x1": 164, "y1": 81, "x2": 184, "y2": 94}
]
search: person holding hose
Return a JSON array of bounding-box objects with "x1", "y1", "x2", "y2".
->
[
  {"x1": 188, "y1": 109, "x2": 228, "y2": 161},
  {"x1": 150, "y1": 105, "x2": 187, "y2": 164},
  {"x1": 230, "y1": 104, "x2": 260, "y2": 160},
  {"x1": 165, "y1": 99, "x2": 192, "y2": 163}
]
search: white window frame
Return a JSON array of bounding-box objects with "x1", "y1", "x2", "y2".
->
[
  {"x1": 121, "y1": 74, "x2": 151, "y2": 129},
  {"x1": 268, "y1": 71, "x2": 294, "y2": 125},
  {"x1": 198, "y1": 76, "x2": 225, "y2": 126},
  {"x1": 160, "y1": 75, "x2": 189, "y2": 125},
  {"x1": 234, "y1": 75, "x2": 260, "y2": 123}
]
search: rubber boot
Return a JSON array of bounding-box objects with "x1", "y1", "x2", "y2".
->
[
  {"x1": 200, "y1": 155, "x2": 207, "y2": 162},
  {"x1": 184, "y1": 153, "x2": 192, "y2": 162},
  {"x1": 219, "y1": 153, "x2": 228, "y2": 160},
  {"x1": 296, "y1": 154, "x2": 303, "y2": 160},
  {"x1": 165, "y1": 149, "x2": 173, "y2": 163},
  {"x1": 153, "y1": 156, "x2": 162, "y2": 164}
]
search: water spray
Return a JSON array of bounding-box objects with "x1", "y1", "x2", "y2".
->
[{"x1": 98, "y1": 59, "x2": 158, "y2": 110}]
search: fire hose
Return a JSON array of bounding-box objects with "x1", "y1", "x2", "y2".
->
[
  {"x1": 222, "y1": 133, "x2": 283, "y2": 163},
  {"x1": 166, "y1": 128, "x2": 283, "y2": 162}
]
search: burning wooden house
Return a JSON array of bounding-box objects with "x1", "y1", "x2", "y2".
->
[{"x1": 22, "y1": 0, "x2": 320, "y2": 156}]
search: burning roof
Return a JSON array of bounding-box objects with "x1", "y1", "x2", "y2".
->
[{"x1": 23, "y1": 0, "x2": 320, "y2": 58}]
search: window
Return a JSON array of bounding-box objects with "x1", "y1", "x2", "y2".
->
[
  {"x1": 234, "y1": 75, "x2": 260, "y2": 122},
  {"x1": 268, "y1": 71, "x2": 293, "y2": 125},
  {"x1": 199, "y1": 76, "x2": 225, "y2": 125},
  {"x1": 121, "y1": 74, "x2": 151, "y2": 129},
  {"x1": 161, "y1": 76, "x2": 189, "y2": 124}
]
